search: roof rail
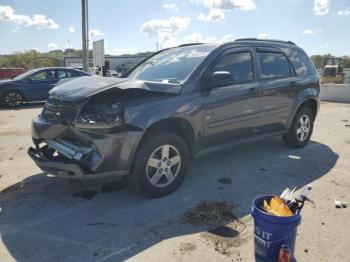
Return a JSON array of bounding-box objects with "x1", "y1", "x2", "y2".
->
[
  {"x1": 235, "y1": 38, "x2": 296, "y2": 46},
  {"x1": 177, "y1": 43, "x2": 203, "y2": 47}
]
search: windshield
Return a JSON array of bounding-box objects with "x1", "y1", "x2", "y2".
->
[
  {"x1": 128, "y1": 45, "x2": 215, "y2": 84},
  {"x1": 12, "y1": 69, "x2": 38, "y2": 80}
]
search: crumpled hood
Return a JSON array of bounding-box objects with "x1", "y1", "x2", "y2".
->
[{"x1": 49, "y1": 76, "x2": 182, "y2": 102}]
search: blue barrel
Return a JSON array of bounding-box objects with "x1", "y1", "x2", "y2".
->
[{"x1": 251, "y1": 195, "x2": 301, "y2": 262}]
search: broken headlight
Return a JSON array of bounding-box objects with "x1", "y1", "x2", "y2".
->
[{"x1": 75, "y1": 96, "x2": 124, "y2": 129}]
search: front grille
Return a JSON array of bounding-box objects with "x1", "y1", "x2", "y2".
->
[{"x1": 41, "y1": 97, "x2": 78, "y2": 123}]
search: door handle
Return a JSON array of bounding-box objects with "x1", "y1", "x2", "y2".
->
[{"x1": 289, "y1": 81, "x2": 297, "y2": 88}]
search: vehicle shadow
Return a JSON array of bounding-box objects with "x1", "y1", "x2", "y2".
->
[
  {"x1": 0, "y1": 102, "x2": 45, "y2": 111},
  {"x1": 0, "y1": 138, "x2": 338, "y2": 262}
]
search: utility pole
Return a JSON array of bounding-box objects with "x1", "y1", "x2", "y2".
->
[
  {"x1": 81, "y1": 0, "x2": 89, "y2": 72},
  {"x1": 67, "y1": 39, "x2": 71, "y2": 58}
]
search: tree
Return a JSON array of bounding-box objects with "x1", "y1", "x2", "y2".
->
[{"x1": 1, "y1": 49, "x2": 349, "y2": 70}]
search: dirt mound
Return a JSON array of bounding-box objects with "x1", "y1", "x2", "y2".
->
[{"x1": 184, "y1": 201, "x2": 236, "y2": 226}]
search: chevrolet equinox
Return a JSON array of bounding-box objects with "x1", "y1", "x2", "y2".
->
[{"x1": 28, "y1": 39, "x2": 320, "y2": 197}]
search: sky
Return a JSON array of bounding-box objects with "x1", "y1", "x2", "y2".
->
[{"x1": 0, "y1": 0, "x2": 349, "y2": 56}]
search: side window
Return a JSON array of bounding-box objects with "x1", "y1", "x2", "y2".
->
[
  {"x1": 74, "y1": 70, "x2": 84, "y2": 76},
  {"x1": 29, "y1": 71, "x2": 46, "y2": 81},
  {"x1": 29, "y1": 70, "x2": 56, "y2": 81},
  {"x1": 67, "y1": 70, "x2": 77, "y2": 78},
  {"x1": 213, "y1": 52, "x2": 254, "y2": 84},
  {"x1": 46, "y1": 70, "x2": 56, "y2": 80},
  {"x1": 258, "y1": 52, "x2": 291, "y2": 79},
  {"x1": 58, "y1": 70, "x2": 67, "y2": 79},
  {"x1": 287, "y1": 49, "x2": 316, "y2": 76}
]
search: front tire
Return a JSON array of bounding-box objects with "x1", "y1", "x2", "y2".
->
[
  {"x1": 130, "y1": 132, "x2": 189, "y2": 197},
  {"x1": 283, "y1": 107, "x2": 315, "y2": 148},
  {"x1": 3, "y1": 90, "x2": 24, "y2": 108}
]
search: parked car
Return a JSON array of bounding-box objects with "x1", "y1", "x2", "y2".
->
[
  {"x1": 0, "y1": 67, "x2": 90, "y2": 107},
  {"x1": 106, "y1": 69, "x2": 121, "y2": 78},
  {"x1": 28, "y1": 39, "x2": 320, "y2": 197}
]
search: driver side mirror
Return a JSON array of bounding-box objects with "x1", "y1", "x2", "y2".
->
[{"x1": 205, "y1": 71, "x2": 234, "y2": 90}]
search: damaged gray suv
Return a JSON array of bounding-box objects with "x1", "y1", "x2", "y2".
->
[{"x1": 28, "y1": 39, "x2": 320, "y2": 197}]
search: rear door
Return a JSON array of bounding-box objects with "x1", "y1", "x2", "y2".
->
[
  {"x1": 256, "y1": 47, "x2": 298, "y2": 133},
  {"x1": 202, "y1": 47, "x2": 260, "y2": 147}
]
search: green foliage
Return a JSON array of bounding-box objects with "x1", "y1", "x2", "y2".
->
[
  {"x1": 0, "y1": 49, "x2": 93, "y2": 70},
  {"x1": 310, "y1": 54, "x2": 350, "y2": 69},
  {"x1": 0, "y1": 50, "x2": 60, "y2": 70},
  {"x1": 2, "y1": 49, "x2": 349, "y2": 70}
]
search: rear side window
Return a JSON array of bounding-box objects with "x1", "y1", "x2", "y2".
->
[
  {"x1": 66, "y1": 70, "x2": 77, "y2": 78},
  {"x1": 285, "y1": 49, "x2": 317, "y2": 76},
  {"x1": 258, "y1": 52, "x2": 291, "y2": 79},
  {"x1": 213, "y1": 52, "x2": 254, "y2": 83},
  {"x1": 57, "y1": 70, "x2": 67, "y2": 79},
  {"x1": 75, "y1": 70, "x2": 86, "y2": 76}
]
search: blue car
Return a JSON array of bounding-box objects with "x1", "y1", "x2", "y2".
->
[{"x1": 0, "y1": 67, "x2": 90, "y2": 107}]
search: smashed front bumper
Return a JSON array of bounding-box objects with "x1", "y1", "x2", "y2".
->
[
  {"x1": 28, "y1": 116, "x2": 143, "y2": 179},
  {"x1": 28, "y1": 138, "x2": 128, "y2": 179}
]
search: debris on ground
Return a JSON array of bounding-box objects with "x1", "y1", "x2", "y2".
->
[
  {"x1": 345, "y1": 124, "x2": 350, "y2": 127},
  {"x1": 334, "y1": 200, "x2": 347, "y2": 208},
  {"x1": 184, "y1": 201, "x2": 236, "y2": 226},
  {"x1": 217, "y1": 178, "x2": 232, "y2": 184},
  {"x1": 209, "y1": 225, "x2": 239, "y2": 238},
  {"x1": 184, "y1": 204, "x2": 247, "y2": 256},
  {"x1": 202, "y1": 220, "x2": 248, "y2": 256},
  {"x1": 179, "y1": 242, "x2": 196, "y2": 254}
]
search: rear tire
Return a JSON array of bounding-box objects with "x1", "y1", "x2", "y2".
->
[
  {"x1": 130, "y1": 132, "x2": 189, "y2": 197},
  {"x1": 283, "y1": 107, "x2": 314, "y2": 148},
  {"x1": 3, "y1": 90, "x2": 24, "y2": 108}
]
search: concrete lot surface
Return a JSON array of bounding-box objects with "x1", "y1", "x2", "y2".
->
[{"x1": 0, "y1": 102, "x2": 349, "y2": 262}]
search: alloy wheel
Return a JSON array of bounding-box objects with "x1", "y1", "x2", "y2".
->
[
  {"x1": 146, "y1": 144, "x2": 181, "y2": 188},
  {"x1": 5, "y1": 91, "x2": 23, "y2": 107},
  {"x1": 296, "y1": 114, "x2": 310, "y2": 141}
]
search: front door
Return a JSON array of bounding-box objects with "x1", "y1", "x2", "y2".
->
[
  {"x1": 24, "y1": 69, "x2": 58, "y2": 100},
  {"x1": 202, "y1": 47, "x2": 260, "y2": 148}
]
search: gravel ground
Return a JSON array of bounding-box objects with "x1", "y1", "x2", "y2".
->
[{"x1": 0, "y1": 101, "x2": 349, "y2": 262}]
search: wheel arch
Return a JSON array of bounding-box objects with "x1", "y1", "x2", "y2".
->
[
  {"x1": 137, "y1": 117, "x2": 196, "y2": 158},
  {"x1": 288, "y1": 97, "x2": 319, "y2": 129},
  {"x1": 299, "y1": 98, "x2": 318, "y2": 117}
]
